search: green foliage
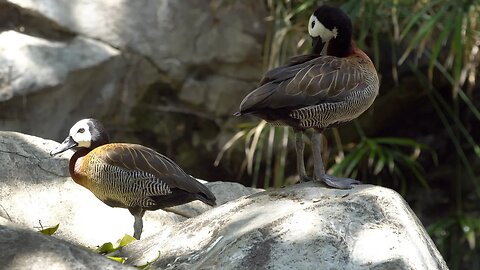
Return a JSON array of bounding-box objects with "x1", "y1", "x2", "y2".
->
[
  {"x1": 428, "y1": 214, "x2": 480, "y2": 269},
  {"x1": 92, "y1": 234, "x2": 158, "y2": 268},
  {"x1": 95, "y1": 242, "x2": 116, "y2": 254},
  {"x1": 94, "y1": 234, "x2": 136, "y2": 255},
  {"x1": 328, "y1": 136, "x2": 433, "y2": 194},
  {"x1": 94, "y1": 234, "x2": 136, "y2": 264},
  {"x1": 216, "y1": 121, "x2": 290, "y2": 188},
  {"x1": 38, "y1": 224, "x2": 59, "y2": 236}
]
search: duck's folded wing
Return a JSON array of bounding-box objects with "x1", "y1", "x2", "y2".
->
[
  {"x1": 259, "y1": 54, "x2": 321, "y2": 85},
  {"x1": 240, "y1": 55, "x2": 364, "y2": 113},
  {"x1": 97, "y1": 144, "x2": 215, "y2": 200}
]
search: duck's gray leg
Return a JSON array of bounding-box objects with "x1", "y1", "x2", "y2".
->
[
  {"x1": 129, "y1": 207, "x2": 146, "y2": 240},
  {"x1": 295, "y1": 131, "x2": 313, "y2": 182},
  {"x1": 311, "y1": 132, "x2": 360, "y2": 189}
]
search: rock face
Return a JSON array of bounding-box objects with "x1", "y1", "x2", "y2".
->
[
  {"x1": 0, "y1": 218, "x2": 134, "y2": 270},
  {"x1": 0, "y1": 0, "x2": 266, "y2": 181},
  {"x1": 0, "y1": 131, "x2": 260, "y2": 247},
  {"x1": 121, "y1": 183, "x2": 448, "y2": 270},
  {"x1": 0, "y1": 131, "x2": 447, "y2": 269}
]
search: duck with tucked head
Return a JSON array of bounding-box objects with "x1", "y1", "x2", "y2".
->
[
  {"x1": 50, "y1": 118, "x2": 216, "y2": 239},
  {"x1": 236, "y1": 6, "x2": 379, "y2": 188}
]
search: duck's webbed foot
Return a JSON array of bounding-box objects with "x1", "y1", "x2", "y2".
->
[
  {"x1": 317, "y1": 173, "x2": 361, "y2": 189},
  {"x1": 299, "y1": 174, "x2": 314, "y2": 182},
  {"x1": 310, "y1": 132, "x2": 361, "y2": 189}
]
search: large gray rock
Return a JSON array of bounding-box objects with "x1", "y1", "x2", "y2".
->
[
  {"x1": 0, "y1": 0, "x2": 265, "y2": 137},
  {"x1": 0, "y1": 131, "x2": 260, "y2": 247},
  {"x1": 0, "y1": 218, "x2": 134, "y2": 270},
  {"x1": 120, "y1": 183, "x2": 448, "y2": 270},
  {"x1": 0, "y1": 0, "x2": 266, "y2": 182},
  {"x1": 1, "y1": 132, "x2": 447, "y2": 269}
]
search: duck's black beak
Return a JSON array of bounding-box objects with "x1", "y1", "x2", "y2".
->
[
  {"x1": 50, "y1": 136, "x2": 77, "y2": 156},
  {"x1": 311, "y1": 36, "x2": 325, "y2": 55}
]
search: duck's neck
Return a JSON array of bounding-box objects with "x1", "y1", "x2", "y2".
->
[
  {"x1": 325, "y1": 36, "x2": 353, "y2": 57},
  {"x1": 350, "y1": 42, "x2": 371, "y2": 60},
  {"x1": 69, "y1": 148, "x2": 91, "y2": 188}
]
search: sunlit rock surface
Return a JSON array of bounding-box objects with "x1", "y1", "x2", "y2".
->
[
  {"x1": 0, "y1": 132, "x2": 260, "y2": 247},
  {"x1": 120, "y1": 184, "x2": 447, "y2": 270},
  {"x1": 0, "y1": 131, "x2": 447, "y2": 269}
]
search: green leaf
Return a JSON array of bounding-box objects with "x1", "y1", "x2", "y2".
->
[
  {"x1": 384, "y1": 150, "x2": 395, "y2": 173},
  {"x1": 450, "y1": 9, "x2": 464, "y2": 94},
  {"x1": 330, "y1": 142, "x2": 363, "y2": 176},
  {"x1": 118, "y1": 234, "x2": 136, "y2": 248},
  {"x1": 428, "y1": 21, "x2": 453, "y2": 80},
  {"x1": 459, "y1": 89, "x2": 480, "y2": 123},
  {"x1": 399, "y1": 5, "x2": 447, "y2": 64},
  {"x1": 344, "y1": 145, "x2": 368, "y2": 177},
  {"x1": 373, "y1": 149, "x2": 386, "y2": 175},
  {"x1": 291, "y1": 1, "x2": 315, "y2": 15},
  {"x1": 399, "y1": 2, "x2": 434, "y2": 40},
  {"x1": 95, "y1": 242, "x2": 116, "y2": 254},
  {"x1": 39, "y1": 224, "x2": 59, "y2": 236},
  {"x1": 375, "y1": 137, "x2": 427, "y2": 148},
  {"x1": 106, "y1": 256, "x2": 126, "y2": 264}
]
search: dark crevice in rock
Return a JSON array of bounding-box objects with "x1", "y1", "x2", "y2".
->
[
  {"x1": 0, "y1": 148, "x2": 67, "y2": 177},
  {"x1": 0, "y1": 149, "x2": 34, "y2": 160},
  {"x1": 36, "y1": 164, "x2": 69, "y2": 178},
  {"x1": 0, "y1": 203, "x2": 13, "y2": 222},
  {"x1": 66, "y1": 29, "x2": 166, "y2": 79},
  {"x1": 128, "y1": 48, "x2": 166, "y2": 75},
  {"x1": 80, "y1": 36, "x2": 167, "y2": 76},
  {"x1": 0, "y1": 1, "x2": 76, "y2": 41}
]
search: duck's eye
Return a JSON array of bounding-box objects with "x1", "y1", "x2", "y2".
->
[{"x1": 78, "y1": 128, "x2": 85, "y2": 133}]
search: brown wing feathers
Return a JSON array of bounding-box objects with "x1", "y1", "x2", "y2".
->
[
  {"x1": 95, "y1": 143, "x2": 216, "y2": 205},
  {"x1": 240, "y1": 56, "x2": 363, "y2": 114}
]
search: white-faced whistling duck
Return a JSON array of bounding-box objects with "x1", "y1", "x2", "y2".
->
[
  {"x1": 236, "y1": 6, "x2": 379, "y2": 189},
  {"x1": 50, "y1": 118, "x2": 216, "y2": 239}
]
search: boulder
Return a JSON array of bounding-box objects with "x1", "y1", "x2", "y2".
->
[
  {"x1": 120, "y1": 183, "x2": 448, "y2": 270},
  {"x1": 0, "y1": 131, "x2": 260, "y2": 247},
  {"x1": 0, "y1": 0, "x2": 264, "y2": 134},
  {"x1": 0, "y1": 0, "x2": 266, "y2": 182},
  {"x1": 0, "y1": 132, "x2": 447, "y2": 269},
  {"x1": 0, "y1": 217, "x2": 134, "y2": 270}
]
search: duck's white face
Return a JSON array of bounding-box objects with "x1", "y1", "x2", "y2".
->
[
  {"x1": 308, "y1": 15, "x2": 338, "y2": 42},
  {"x1": 69, "y1": 119, "x2": 92, "y2": 148}
]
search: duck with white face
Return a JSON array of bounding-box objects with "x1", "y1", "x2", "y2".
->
[
  {"x1": 50, "y1": 119, "x2": 108, "y2": 155},
  {"x1": 236, "y1": 6, "x2": 379, "y2": 189},
  {"x1": 50, "y1": 118, "x2": 216, "y2": 239},
  {"x1": 308, "y1": 13, "x2": 337, "y2": 55}
]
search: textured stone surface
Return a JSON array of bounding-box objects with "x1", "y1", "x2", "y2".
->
[
  {"x1": 0, "y1": 131, "x2": 260, "y2": 247},
  {"x1": 0, "y1": 131, "x2": 448, "y2": 269},
  {"x1": 120, "y1": 183, "x2": 448, "y2": 270},
  {"x1": 0, "y1": 0, "x2": 264, "y2": 135},
  {"x1": 0, "y1": 27, "x2": 156, "y2": 139},
  {"x1": 0, "y1": 218, "x2": 134, "y2": 270}
]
